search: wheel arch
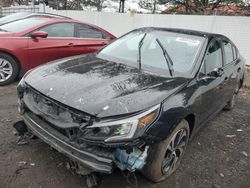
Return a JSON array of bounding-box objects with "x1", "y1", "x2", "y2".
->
[
  {"x1": 184, "y1": 113, "x2": 196, "y2": 137},
  {"x1": 0, "y1": 50, "x2": 22, "y2": 75}
]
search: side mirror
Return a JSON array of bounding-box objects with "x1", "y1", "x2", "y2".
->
[
  {"x1": 31, "y1": 31, "x2": 48, "y2": 38},
  {"x1": 198, "y1": 68, "x2": 224, "y2": 85},
  {"x1": 208, "y1": 68, "x2": 224, "y2": 78}
]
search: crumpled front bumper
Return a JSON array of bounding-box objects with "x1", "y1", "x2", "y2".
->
[{"x1": 23, "y1": 112, "x2": 113, "y2": 174}]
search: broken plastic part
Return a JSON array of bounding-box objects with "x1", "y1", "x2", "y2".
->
[
  {"x1": 13, "y1": 121, "x2": 36, "y2": 145},
  {"x1": 114, "y1": 146, "x2": 149, "y2": 171},
  {"x1": 86, "y1": 173, "x2": 100, "y2": 188},
  {"x1": 66, "y1": 160, "x2": 93, "y2": 176},
  {"x1": 13, "y1": 121, "x2": 28, "y2": 136}
]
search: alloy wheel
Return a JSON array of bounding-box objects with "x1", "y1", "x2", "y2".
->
[
  {"x1": 0, "y1": 58, "x2": 13, "y2": 82},
  {"x1": 162, "y1": 128, "x2": 188, "y2": 175}
]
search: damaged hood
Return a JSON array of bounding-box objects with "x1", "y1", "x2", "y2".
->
[{"x1": 24, "y1": 54, "x2": 190, "y2": 118}]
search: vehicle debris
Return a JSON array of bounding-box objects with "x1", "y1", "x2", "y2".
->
[
  {"x1": 0, "y1": 118, "x2": 12, "y2": 123},
  {"x1": 242, "y1": 151, "x2": 248, "y2": 157},
  {"x1": 30, "y1": 163, "x2": 35, "y2": 166},
  {"x1": 13, "y1": 121, "x2": 35, "y2": 145},
  {"x1": 219, "y1": 173, "x2": 225, "y2": 177},
  {"x1": 226, "y1": 135, "x2": 236, "y2": 138},
  {"x1": 18, "y1": 161, "x2": 27, "y2": 166},
  {"x1": 86, "y1": 173, "x2": 100, "y2": 188},
  {"x1": 66, "y1": 160, "x2": 93, "y2": 176}
]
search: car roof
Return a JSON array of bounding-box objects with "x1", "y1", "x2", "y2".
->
[
  {"x1": 135, "y1": 27, "x2": 228, "y2": 40},
  {"x1": 0, "y1": 12, "x2": 71, "y2": 26},
  {"x1": 28, "y1": 12, "x2": 72, "y2": 19}
]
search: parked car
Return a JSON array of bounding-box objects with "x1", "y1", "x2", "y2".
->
[
  {"x1": 0, "y1": 16, "x2": 116, "y2": 85},
  {"x1": 0, "y1": 12, "x2": 71, "y2": 26},
  {"x1": 16, "y1": 28, "x2": 245, "y2": 183}
]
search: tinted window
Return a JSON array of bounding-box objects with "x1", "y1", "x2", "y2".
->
[
  {"x1": 0, "y1": 17, "x2": 49, "y2": 32},
  {"x1": 40, "y1": 23, "x2": 74, "y2": 37},
  {"x1": 204, "y1": 40, "x2": 223, "y2": 73},
  {"x1": 223, "y1": 41, "x2": 234, "y2": 64},
  {"x1": 76, "y1": 24, "x2": 108, "y2": 39}
]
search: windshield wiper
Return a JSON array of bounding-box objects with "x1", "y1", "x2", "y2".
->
[
  {"x1": 156, "y1": 38, "x2": 174, "y2": 76},
  {"x1": 138, "y1": 33, "x2": 147, "y2": 70},
  {"x1": 0, "y1": 28, "x2": 7, "y2": 32}
]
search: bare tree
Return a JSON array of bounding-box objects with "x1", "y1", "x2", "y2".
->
[
  {"x1": 160, "y1": 0, "x2": 245, "y2": 14},
  {"x1": 119, "y1": 0, "x2": 125, "y2": 13}
]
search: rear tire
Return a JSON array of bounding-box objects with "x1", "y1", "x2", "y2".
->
[
  {"x1": 0, "y1": 52, "x2": 19, "y2": 86},
  {"x1": 142, "y1": 120, "x2": 190, "y2": 182}
]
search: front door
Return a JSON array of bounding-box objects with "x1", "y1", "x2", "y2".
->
[
  {"x1": 27, "y1": 22, "x2": 77, "y2": 70},
  {"x1": 197, "y1": 39, "x2": 227, "y2": 123}
]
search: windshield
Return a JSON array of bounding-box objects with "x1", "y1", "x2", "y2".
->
[
  {"x1": 97, "y1": 29, "x2": 205, "y2": 76},
  {"x1": 0, "y1": 17, "x2": 49, "y2": 33},
  {"x1": 0, "y1": 12, "x2": 31, "y2": 25}
]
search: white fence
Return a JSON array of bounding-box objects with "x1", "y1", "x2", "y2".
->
[
  {"x1": 1, "y1": 4, "x2": 250, "y2": 65},
  {"x1": 0, "y1": 5, "x2": 39, "y2": 17},
  {"x1": 41, "y1": 4, "x2": 250, "y2": 65}
]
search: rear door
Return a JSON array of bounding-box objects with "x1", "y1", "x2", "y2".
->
[
  {"x1": 27, "y1": 22, "x2": 77, "y2": 69},
  {"x1": 73, "y1": 23, "x2": 110, "y2": 54},
  {"x1": 198, "y1": 39, "x2": 227, "y2": 122},
  {"x1": 221, "y1": 39, "x2": 239, "y2": 101}
]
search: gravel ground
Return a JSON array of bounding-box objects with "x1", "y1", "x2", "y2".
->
[{"x1": 0, "y1": 83, "x2": 249, "y2": 188}]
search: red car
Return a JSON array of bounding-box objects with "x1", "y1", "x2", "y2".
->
[{"x1": 0, "y1": 16, "x2": 116, "y2": 85}]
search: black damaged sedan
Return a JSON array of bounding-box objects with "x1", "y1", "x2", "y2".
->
[{"x1": 16, "y1": 28, "x2": 245, "y2": 182}]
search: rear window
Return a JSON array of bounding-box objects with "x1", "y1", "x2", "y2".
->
[{"x1": 0, "y1": 17, "x2": 49, "y2": 33}]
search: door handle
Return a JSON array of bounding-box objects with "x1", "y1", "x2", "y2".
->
[
  {"x1": 224, "y1": 77, "x2": 229, "y2": 81},
  {"x1": 237, "y1": 67, "x2": 241, "y2": 73},
  {"x1": 68, "y1": 43, "x2": 74, "y2": 46}
]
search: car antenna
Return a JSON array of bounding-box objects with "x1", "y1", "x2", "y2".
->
[{"x1": 155, "y1": 38, "x2": 174, "y2": 76}]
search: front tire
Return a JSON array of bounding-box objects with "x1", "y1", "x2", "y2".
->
[
  {"x1": 0, "y1": 52, "x2": 19, "y2": 86},
  {"x1": 142, "y1": 120, "x2": 190, "y2": 182}
]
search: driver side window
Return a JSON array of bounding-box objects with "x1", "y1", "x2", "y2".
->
[
  {"x1": 201, "y1": 40, "x2": 223, "y2": 75},
  {"x1": 40, "y1": 23, "x2": 75, "y2": 38}
]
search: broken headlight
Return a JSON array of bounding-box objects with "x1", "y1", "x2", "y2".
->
[{"x1": 81, "y1": 104, "x2": 160, "y2": 142}]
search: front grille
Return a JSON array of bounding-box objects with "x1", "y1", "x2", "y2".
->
[{"x1": 23, "y1": 85, "x2": 92, "y2": 140}]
